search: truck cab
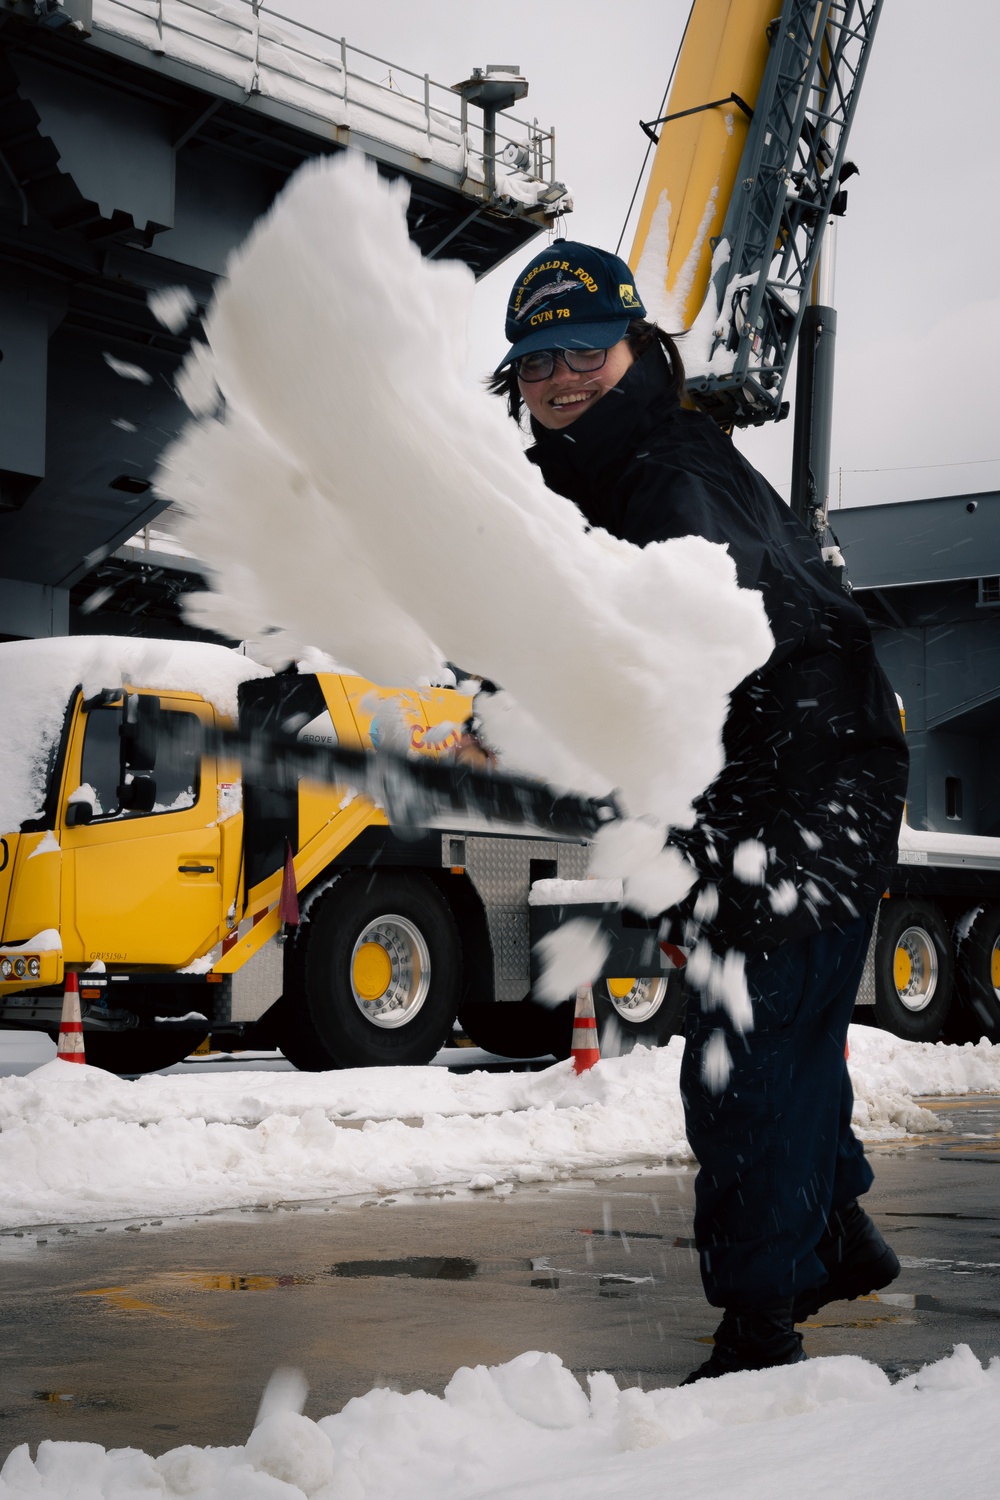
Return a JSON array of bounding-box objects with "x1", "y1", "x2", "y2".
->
[{"x1": 0, "y1": 638, "x2": 268, "y2": 1069}]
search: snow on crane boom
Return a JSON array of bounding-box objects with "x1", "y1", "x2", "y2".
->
[
  {"x1": 629, "y1": 0, "x2": 883, "y2": 507},
  {"x1": 630, "y1": 0, "x2": 775, "y2": 339}
]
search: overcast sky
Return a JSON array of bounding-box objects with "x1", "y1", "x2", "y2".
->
[{"x1": 288, "y1": 1, "x2": 1000, "y2": 510}]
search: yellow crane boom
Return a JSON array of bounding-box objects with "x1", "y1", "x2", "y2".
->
[
  {"x1": 628, "y1": 0, "x2": 775, "y2": 334},
  {"x1": 624, "y1": 0, "x2": 883, "y2": 546}
]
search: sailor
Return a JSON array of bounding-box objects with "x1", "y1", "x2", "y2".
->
[{"x1": 491, "y1": 241, "x2": 909, "y2": 1380}]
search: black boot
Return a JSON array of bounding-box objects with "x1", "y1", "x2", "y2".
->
[
  {"x1": 682, "y1": 1300, "x2": 806, "y2": 1384},
  {"x1": 794, "y1": 1199, "x2": 900, "y2": 1322}
]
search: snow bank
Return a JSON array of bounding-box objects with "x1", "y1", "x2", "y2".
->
[
  {"x1": 0, "y1": 638, "x2": 269, "y2": 831},
  {"x1": 847, "y1": 1025, "x2": 1000, "y2": 1129},
  {"x1": 158, "y1": 152, "x2": 773, "y2": 830},
  {"x1": 0, "y1": 1046, "x2": 690, "y2": 1228},
  {"x1": 2, "y1": 1343, "x2": 999, "y2": 1499},
  {"x1": 0, "y1": 1029, "x2": 995, "y2": 1229}
]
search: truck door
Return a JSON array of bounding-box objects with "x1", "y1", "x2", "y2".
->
[
  {"x1": 61, "y1": 693, "x2": 223, "y2": 968},
  {"x1": 0, "y1": 834, "x2": 17, "y2": 937}
]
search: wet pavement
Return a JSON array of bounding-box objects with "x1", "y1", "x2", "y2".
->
[{"x1": 4, "y1": 1096, "x2": 1000, "y2": 1457}]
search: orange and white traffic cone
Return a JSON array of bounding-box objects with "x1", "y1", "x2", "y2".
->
[
  {"x1": 56, "y1": 972, "x2": 86, "y2": 1065},
  {"x1": 570, "y1": 983, "x2": 600, "y2": 1075}
]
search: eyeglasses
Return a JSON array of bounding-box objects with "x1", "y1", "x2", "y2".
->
[{"x1": 513, "y1": 347, "x2": 609, "y2": 382}]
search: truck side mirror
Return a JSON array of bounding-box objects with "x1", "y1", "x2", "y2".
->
[
  {"x1": 118, "y1": 774, "x2": 157, "y2": 812},
  {"x1": 65, "y1": 801, "x2": 94, "y2": 827},
  {"x1": 120, "y1": 693, "x2": 160, "y2": 772}
]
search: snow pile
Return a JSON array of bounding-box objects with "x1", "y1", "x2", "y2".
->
[
  {"x1": 1, "y1": 1029, "x2": 996, "y2": 1229},
  {"x1": 847, "y1": 1025, "x2": 1000, "y2": 1131},
  {"x1": 0, "y1": 638, "x2": 269, "y2": 831},
  {"x1": 3, "y1": 1344, "x2": 1000, "y2": 1499},
  {"x1": 0, "y1": 1046, "x2": 688, "y2": 1130},
  {"x1": 0, "y1": 1046, "x2": 692, "y2": 1228},
  {"x1": 158, "y1": 152, "x2": 773, "y2": 834}
]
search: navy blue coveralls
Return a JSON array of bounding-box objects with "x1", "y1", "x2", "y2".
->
[{"x1": 527, "y1": 341, "x2": 908, "y2": 1309}]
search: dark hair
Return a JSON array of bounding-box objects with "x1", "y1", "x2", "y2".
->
[{"x1": 486, "y1": 320, "x2": 686, "y2": 424}]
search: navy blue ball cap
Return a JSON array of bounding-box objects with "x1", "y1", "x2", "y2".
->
[{"x1": 494, "y1": 241, "x2": 646, "y2": 374}]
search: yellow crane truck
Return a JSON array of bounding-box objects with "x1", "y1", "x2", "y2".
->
[{"x1": 0, "y1": 638, "x2": 681, "y2": 1073}]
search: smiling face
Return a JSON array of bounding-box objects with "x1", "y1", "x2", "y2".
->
[{"x1": 517, "y1": 339, "x2": 635, "y2": 430}]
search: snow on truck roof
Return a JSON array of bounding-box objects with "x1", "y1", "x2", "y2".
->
[{"x1": 0, "y1": 637, "x2": 269, "y2": 834}]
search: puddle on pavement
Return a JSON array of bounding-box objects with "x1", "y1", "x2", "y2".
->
[
  {"x1": 76, "y1": 1286, "x2": 219, "y2": 1329},
  {"x1": 885, "y1": 1210, "x2": 1000, "y2": 1222},
  {"x1": 802, "y1": 1313, "x2": 916, "y2": 1329},
  {"x1": 70, "y1": 1271, "x2": 314, "y2": 1329},
  {"x1": 577, "y1": 1228, "x2": 669, "y2": 1241},
  {"x1": 33, "y1": 1391, "x2": 120, "y2": 1410},
  {"x1": 529, "y1": 1256, "x2": 655, "y2": 1297},
  {"x1": 160, "y1": 1272, "x2": 313, "y2": 1291},
  {"x1": 795, "y1": 1286, "x2": 1000, "y2": 1329},
  {"x1": 599, "y1": 1274, "x2": 654, "y2": 1298},
  {"x1": 78, "y1": 1287, "x2": 184, "y2": 1318},
  {"x1": 329, "y1": 1256, "x2": 477, "y2": 1281},
  {"x1": 577, "y1": 1228, "x2": 696, "y2": 1250},
  {"x1": 874, "y1": 1291, "x2": 943, "y2": 1309}
]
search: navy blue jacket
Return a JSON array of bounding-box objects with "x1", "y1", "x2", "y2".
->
[{"x1": 526, "y1": 341, "x2": 908, "y2": 953}]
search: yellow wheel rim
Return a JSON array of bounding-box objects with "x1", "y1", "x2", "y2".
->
[
  {"x1": 891, "y1": 926, "x2": 939, "y2": 1011},
  {"x1": 353, "y1": 941, "x2": 393, "y2": 1001},
  {"x1": 607, "y1": 977, "x2": 636, "y2": 1000},
  {"x1": 603, "y1": 976, "x2": 670, "y2": 1024},
  {"x1": 991, "y1": 944, "x2": 1000, "y2": 991},
  {"x1": 893, "y1": 946, "x2": 913, "y2": 993}
]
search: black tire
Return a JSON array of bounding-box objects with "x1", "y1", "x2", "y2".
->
[
  {"x1": 874, "y1": 899, "x2": 953, "y2": 1042},
  {"x1": 279, "y1": 871, "x2": 461, "y2": 1070},
  {"x1": 953, "y1": 905, "x2": 1000, "y2": 1041},
  {"x1": 457, "y1": 999, "x2": 562, "y2": 1059},
  {"x1": 593, "y1": 973, "x2": 686, "y2": 1055},
  {"x1": 80, "y1": 1030, "x2": 208, "y2": 1076}
]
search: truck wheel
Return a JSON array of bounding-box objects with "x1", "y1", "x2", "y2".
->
[
  {"x1": 874, "y1": 900, "x2": 953, "y2": 1042},
  {"x1": 593, "y1": 974, "x2": 686, "y2": 1054},
  {"x1": 279, "y1": 872, "x2": 460, "y2": 1070},
  {"x1": 80, "y1": 1031, "x2": 208, "y2": 1076},
  {"x1": 954, "y1": 905, "x2": 1000, "y2": 1041}
]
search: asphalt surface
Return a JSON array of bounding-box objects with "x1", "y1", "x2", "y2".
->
[{"x1": 3, "y1": 1096, "x2": 1000, "y2": 1457}]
